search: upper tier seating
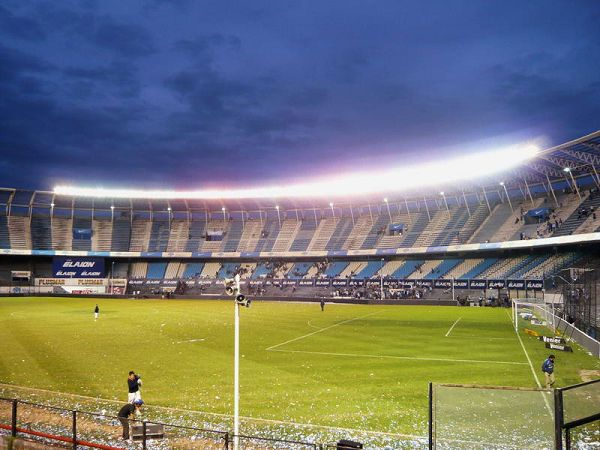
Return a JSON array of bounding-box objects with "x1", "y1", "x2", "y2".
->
[
  {"x1": 148, "y1": 220, "x2": 171, "y2": 252},
  {"x1": 289, "y1": 218, "x2": 318, "y2": 251}
]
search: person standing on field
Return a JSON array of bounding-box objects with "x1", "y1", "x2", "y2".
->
[
  {"x1": 320, "y1": 298, "x2": 325, "y2": 311},
  {"x1": 94, "y1": 304, "x2": 99, "y2": 320},
  {"x1": 127, "y1": 371, "x2": 142, "y2": 403},
  {"x1": 542, "y1": 354, "x2": 556, "y2": 389}
]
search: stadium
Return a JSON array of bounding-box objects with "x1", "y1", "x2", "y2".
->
[
  {"x1": 1, "y1": 130, "x2": 600, "y2": 449},
  {"x1": 3, "y1": 2, "x2": 600, "y2": 449}
]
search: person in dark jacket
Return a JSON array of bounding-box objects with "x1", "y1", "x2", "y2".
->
[
  {"x1": 127, "y1": 371, "x2": 142, "y2": 403},
  {"x1": 94, "y1": 304, "x2": 99, "y2": 320},
  {"x1": 118, "y1": 399, "x2": 143, "y2": 440},
  {"x1": 320, "y1": 298, "x2": 325, "y2": 311},
  {"x1": 542, "y1": 355, "x2": 556, "y2": 388}
]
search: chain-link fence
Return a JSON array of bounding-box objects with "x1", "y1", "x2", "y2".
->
[{"x1": 430, "y1": 383, "x2": 555, "y2": 449}]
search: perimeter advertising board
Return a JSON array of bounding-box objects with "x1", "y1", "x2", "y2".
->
[{"x1": 52, "y1": 257, "x2": 105, "y2": 278}]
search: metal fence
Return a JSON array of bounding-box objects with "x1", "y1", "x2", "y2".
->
[
  {"x1": 554, "y1": 379, "x2": 600, "y2": 450},
  {"x1": 0, "y1": 397, "x2": 323, "y2": 449}
]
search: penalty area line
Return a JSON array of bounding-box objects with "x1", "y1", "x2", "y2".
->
[
  {"x1": 444, "y1": 317, "x2": 462, "y2": 337},
  {"x1": 268, "y1": 349, "x2": 528, "y2": 366}
]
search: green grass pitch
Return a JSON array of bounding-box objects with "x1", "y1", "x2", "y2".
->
[{"x1": 0, "y1": 296, "x2": 598, "y2": 441}]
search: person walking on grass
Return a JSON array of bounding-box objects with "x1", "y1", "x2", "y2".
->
[
  {"x1": 320, "y1": 298, "x2": 325, "y2": 311},
  {"x1": 542, "y1": 354, "x2": 556, "y2": 389},
  {"x1": 118, "y1": 399, "x2": 143, "y2": 440},
  {"x1": 94, "y1": 304, "x2": 99, "y2": 320}
]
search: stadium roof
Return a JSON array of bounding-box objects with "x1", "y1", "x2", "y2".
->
[{"x1": 2, "y1": 130, "x2": 600, "y2": 213}]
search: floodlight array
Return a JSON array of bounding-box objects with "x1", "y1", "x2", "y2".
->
[{"x1": 54, "y1": 143, "x2": 539, "y2": 199}]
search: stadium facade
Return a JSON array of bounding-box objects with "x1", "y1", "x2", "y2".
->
[{"x1": 1, "y1": 131, "x2": 599, "y2": 335}]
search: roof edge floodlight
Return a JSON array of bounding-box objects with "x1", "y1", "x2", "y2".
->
[{"x1": 54, "y1": 143, "x2": 539, "y2": 200}]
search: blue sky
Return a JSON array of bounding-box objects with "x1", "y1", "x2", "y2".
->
[{"x1": 1, "y1": 0, "x2": 599, "y2": 191}]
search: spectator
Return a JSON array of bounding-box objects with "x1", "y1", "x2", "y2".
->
[
  {"x1": 118, "y1": 399, "x2": 143, "y2": 440},
  {"x1": 127, "y1": 371, "x2": 142, "y2": 403},
  {"x1": 542, "y1": 355, "x2": 556, "y2": 389}
]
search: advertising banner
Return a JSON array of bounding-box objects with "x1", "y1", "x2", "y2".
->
[
  {"x1": 331, "y1": 279, "x2": 348, "y2": 287},
  {"x1": 488, "y1": 279, "x2": 506, "y2": 289},
  {"x1": 507, "y1": 279, "x2": 525, "y2": 290},
  {"x1": 469, "y1": 279, "x2": 486, "y2": 290},
  {"x1": 299, "y1": 280, "x2": 315, "y2": 286},
  {"x1": 434, "y1": 279, "x2": 452, "y2": 289},
  {"x1": 526, "y1": 279, "x2": 544, "y2": 290},
  {"x1": 452, "y1": 279, "x2": 469, "y2": 289},
  {"x1": 52, "y1": 257, "x2": 105, "y2": 278}
]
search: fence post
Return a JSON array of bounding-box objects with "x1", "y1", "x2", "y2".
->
[
  {"x1": 11, "y1": 399, "x2": 17, "y2": 438},
  {"x1": 554, "y1": 388, "x2": 563, "y2": 450},
  {"x1": 428, "y1": 382, "x2": 433, "y2": 450},
  {"x1": 142, "y1": 420, "x2": 147, "y2": 450},
  {"x1": 224, "y1": 432, "x2": 229, "y2": 449},
  {"x1": 72, "y1": 410, "x2": 77, "y2": 450}
]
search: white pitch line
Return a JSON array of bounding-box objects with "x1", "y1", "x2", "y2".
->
[
  {"x1": 268, "y1": 348, "x2": 529, "y2": 366},
  {"x1": 506, "y1": 310, "x2": 553, "y2": 416},
  {"x1": 266, "y1": 311, "x2": 379, "y2": 351},
  {"x1": 444, "y1": 317, "x2": 462, "y2": 337},
  {"x1": 174, "y1": 338, "x2": 205, "y2": 344}
]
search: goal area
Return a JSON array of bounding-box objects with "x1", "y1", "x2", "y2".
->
[{"x1": 511, "y1": 298, "x2": 600, "y2": 357}]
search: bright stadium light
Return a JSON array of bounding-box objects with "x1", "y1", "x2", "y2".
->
[{"x1": 54, "y1": 143, "x2": 540, "y2": 200}]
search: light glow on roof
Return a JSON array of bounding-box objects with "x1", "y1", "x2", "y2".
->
[{"x1": 54, "y1": 143, "x2": 539, "y2": 200}]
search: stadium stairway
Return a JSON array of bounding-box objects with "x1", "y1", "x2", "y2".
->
[
  {"x1": 408, "y1": 260, "x2": 441, "y2": 279},
  {"x1": 166, "y1": 220, "x2": 190, "y2": 252},
  {"x1": 31, "y1": 216, "x2": 52, "y2": 250},
  {"x1": 272, "y1": 219, "x2": 301, "y2": 252},
  {"x1": 182, "y1": 262, "x2": 204, "y2": 278},
  {"x1": 8, "y1": 216, "x2": 31, "y2": 250},
  {"x1": 308, "y1": 218, "x2": 338, "y2": 251},
  {"x1": 0, "y1": 216, "x2": 10, "y2": 249},
  {"x1": 356, "y1": 260, "x2": 385, "y2": 278},
  {"x1": 148, "y1": 220, "x2": 170, "y2": 252},
  {"x1": 217, "y1": 263, "x2": 240, "y2": 279},
  {"x1": 459, "y1": 258, "x2": 498, "y2": 279},
  {"x1": 325, "y1": 217, "x2": 354, "y2": 250},
  {"x1": 129, "y1": 219, "x2": 151, "y2": 252},
  {"x1": 236, "y1": 220, "x2": 262, "y2": 252},
  {"x1": 255, "y1": 221, "x2": 281, "y2": 252},
  {"x1": 51, "y1": 216, "x2": 72, "y2": 251},
  {"x1": 553, "y1": 193, "x2": 600, "y2": 236},
  {"x1": 290, "y1": 218, "x2": 318, "y2": 251},
  {"x1": 324, "y1": 261, "x2": 350, "y2": 277},
  {"x1": 505, "y1": 255, "x2": 549, "y2": 279},
  {"x1": 184, "y1": 220, "x2": 207, "y2": 252},
  {"x1": 342, "y1": 215, "x2": 371, "y2": 250},
  {"x1": 360, "y1": 214, "x2": 389, "y2": 249},
  {"x1": 391, "y1": 260, "x2": 424, "y2": 278},
  {"x1": 146, "y1": 262, "x2": 168, "y2": 279},
  {"x1": 397, "y1": 212, "x2": 429, "y2": 248},
  {"x1": 222, "y1": 220, "x2": 244, "y2": 252},
  {"x1": 287, "y1": 262, "x2": 315, "y2": 279},
  {"x1": 110, "y1": 218, "x2": 131, "y2": 252},
  {"x1": 340, "y1": 261, "x2": 367, "y2": 277},
  {"x1": 92, "y1": 219, "x2": 113, "y2": 251},
  {"x1": 442, "y1": 258, "x2": 483, "y2": 279},
  {"x1": 424, "y1": 259, "x2": 463, "y2": 279}
]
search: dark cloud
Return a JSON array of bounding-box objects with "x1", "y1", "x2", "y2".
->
[
  {"x1": 0, "y1": 1, "x2": 599, "y2": 191},
  {"x1": 0, "y1": 5, "x2": 47, "y2": 41}
]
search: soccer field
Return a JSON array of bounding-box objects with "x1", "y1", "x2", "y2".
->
[{"x1": 0, "y1": 297, "x2": 598, "y2": 446}]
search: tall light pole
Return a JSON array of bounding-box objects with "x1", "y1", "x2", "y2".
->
[
  {"x1": 380, "y1": 258, "x2": 385, "y2": 300},
  {"x1": 500, "y1": 182, "x2": 513, "y2": 212},
  {"x1": 329, "y1": 202, "x2": 335, "y2": 219},
  {"x1": 110, "y1": 205, "x2": 115, "y2": 222},
  {"x1": 563, "y1": 167, "x2": 581, "y2": 200},
  {"x1": 226, "y1": 274, "x2": 250, "y2": 450},
  {"x1": 222, "y1": 206, "x2": 227, "y2": 222},
  {"x1": 384, "y1": 198, "x2": 392, "y2": 222},
  {"x1": 275, "y1": 205, "x2": 281, "y2": 228},
  {"x1": 440, "y1": 192, "x2": 449, "y2": 212}
]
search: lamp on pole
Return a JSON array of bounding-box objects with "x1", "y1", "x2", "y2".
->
[
  {"x1": 329, "y1": 202, "x2": 335, "y2": 219},
  {"x1": 222, "y1": 206, "x2": 227, "y2": 222},
  {"x1": 563, "y1": 167, "x2": 581, "y2": 200},
  {"x1": 384, "y1": 198, "x2": 392, "y2": 221},
  {"x1": 275, "y1": 205, "x2": 281, "y2": 228},
  {"x1": 440, "y1": 192, "x2": 449, "y2": 212},
  {"x1": 500, "y1": 182, "x2": 513, "y2": 212},
  {"x1": 110, "y1": 205, "x2": 115, "y2": 222}
]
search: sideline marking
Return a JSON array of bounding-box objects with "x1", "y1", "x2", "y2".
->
[
  {"x1": 506, "y1": 310, "x2": 553, "y2": 416},
  {"x1": 444, "y1": 317, "x2": 462, "y2": 337},
  {"x1": 0, "y1": 383, "x2": 422, "y2": 440},
  {"x1": 174, "y1": 338, "x2": 205, "y2": 344},
  {"x1": 268, "y1": 348, "x2": 528, "y2": 366},
  {"x1": 266, "y1": 311, "x2": 379, "y2": 351}
]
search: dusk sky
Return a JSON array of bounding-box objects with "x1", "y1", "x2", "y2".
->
[{"x1": 1, "y1": 1, "x2": 599, "y2": 192}]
